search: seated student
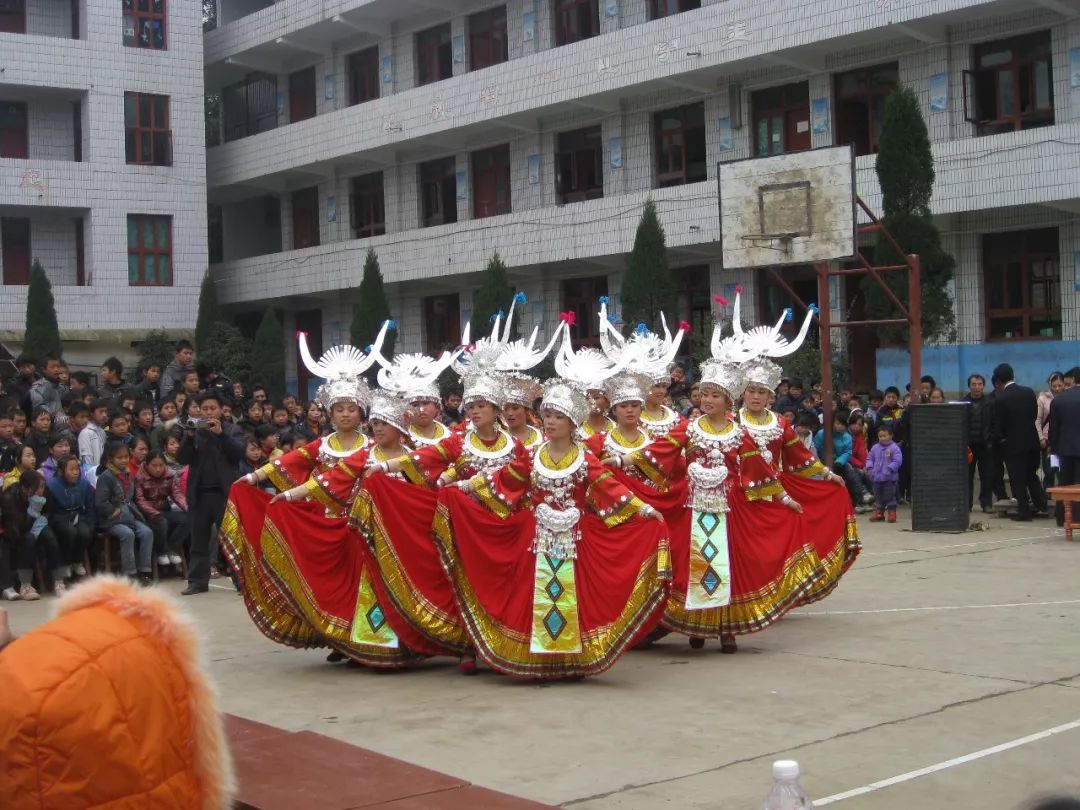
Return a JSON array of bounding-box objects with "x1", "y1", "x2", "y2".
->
[
  {"x1": 56, "y1": 401, "x2": 89, "y2": 448},
  {"x1": 11, "y1": 409, "x2": 27, "y2": 443},
  {"x1": 107, "y1": 411, "x2": 133, "y2": 447},
  {"x1": 181, "y1": 396, "x2": 202, "y2": 428},
  {"x1": 136, "y1": 450, "x2": 189, "y2": 575},
  {"x1": 179, "y1": 369, "x2": 201, "y2": 401},
  {"x1": 95, "y1": 439, "x2": 155, "y2": 584},
  {"x1": 1, "y1": 469, "x2": 66, "y2": 600},
  {"x1": 39, "y1": 434, "x2": 73, "y2": 483},
  {"x1": 848, "y1": 412, "x2": 874, "y2": 512},
  {"x1": 2, "y1": 445, "x2": 37, "y2": 492},
  {"x1": 794, "y1": 412, "x2": 820, "y2": 456},
  {"x1": 254, "y1": 423, "x2": 283, "y2": 461},
  {"x1": 0, "y1": 410, "x2": 20, "y2": 474},
  {"x1": 150, "y1": 398, "x2": 180, "y2": 451},
  {"x1": 26, "y1": 406, "x2": 55, "y2": 467},
  {"x1": 281, "y1": 393, "x2": 301, "y2": 424},
  {"x1": 815, "y1": 410, "x2": 874, "y2": 508},
  {"x1": 45, "y1": 455, "x2": 94, "y2": 583},
  {"x1": 130, "y1": 401, "x2": 155, "y2": 446},
  {"x1": 269, "y1": 402, "x2": 291, "y2": 437},
  {"x1": 237, "y1": 399, "x2": 265, "y2": 435},
  {"x1": 293, "y1": 400, "x2": 325, "y2": 442},
  {"x1": 127, "y1": 436, "x2": 150, "y2": 478},
  {"x1": 277, "y1": 430, "x2": 295, "y2": 455}
]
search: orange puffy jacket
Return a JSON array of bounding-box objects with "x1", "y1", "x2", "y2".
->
[{"x1": 0, "y1": 577, "x2": 235, "y2": 809}]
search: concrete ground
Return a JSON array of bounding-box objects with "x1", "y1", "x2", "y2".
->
[{"x1": 8, "y1": 509, "x2": 1080, "y2": 809}]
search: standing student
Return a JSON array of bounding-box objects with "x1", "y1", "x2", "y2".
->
[
  {"x1": 177, "y1": 390, "x2": 245, "y2": 596},
  {"x1": 867, "y1": 426, "x2": 903, "y2": 523},
  {"x1": 98, "y1": 357, "x2": 127, "y2": 401},
  {"x1": 963, "y1": 373, "x2": 995, "y2": 512},
  {"x1": 78, "y1": 399, "x2": 110, "y2": 467},
  {"x1": 160, "y1": 339, "x2": 195, "y2": 400},
  {"x1": 991, "y1": 363, "x2": 1047, "y2": 522}
]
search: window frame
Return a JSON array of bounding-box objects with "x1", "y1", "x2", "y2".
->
[
  {"x1": 1, "y1": 217, "x2": 31, "y2": 286},
  {"x1": 648, "y1": 0, "x2": 701, "y2": 20},
  {"x1": 471, "y1": 143, "x2": 512, "y2": 219},
  {"x1": 751, "y1": 81, "x2": 811, "y2": 157},
  {"x1": 124, "y1": 92, "x2": 172, "y2": 166},
  {"x1": 419, "y1": 156, "x2": 459, "y2": 228},
  {"x1": 833, "y1": 62, "x2": 899, "y2": 156},
  {"x1": 416, "y1": 23, "x2": 453, "y2": 87},
  {"x1": 222, "y1": 73, "x2": 278, "y2": 143},
  {"x1": 122, "y1": 0, "x2": 167, "y2": 50},
  {"x1": 347, "y1": 46, "x2": 380, "y2": 106},
  {"x1": 0, "y1": 0, "x2": 26, "y2": 34},
  {"x1": 653, "y1": 102, "x2": 707, "y2": 188},
  {"x1": 554, "y1": 0, "x2": 599, "y2": 47},
  {"x1": 555, "y1": 125, "x2": 604, "y2": 203},
  {"x1": 983, "y1": 227, "x2": 1061, "y2": 341},
  {"x1": 350, "y1": 172, "x2": 386, "y2": 239},
  {"x1": 288, "y1": 66, "x2": 317, "y2": 124},
  {"x1": 964, "y1": 31, "x2": 1054, "y2": 136},
  {"x1": 560, "y1": 276, "x2": 608, "y2": 347},
  {"x1": 127, "y1": 214, "x2": 173, "y2": 287},
  {"x1": 423, "y1": 293, "x2": 461, "y2": 353},
  {"x1": 469, "y1": 5, "x2": 508, "y2": 72},
  {"x1": 0, "y1": 100, "x2": 28, "y2": 159},
  {"x1": 291, "y1": 186, "x2": 321, "y2": 250}
]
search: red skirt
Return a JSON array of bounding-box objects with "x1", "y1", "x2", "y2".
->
[
  {"x1": 781, "y1": 474, "x2": 861, "y2": 605},
  {"x1": 434, "y1": 487, "x2": 670, "y2": 679}
]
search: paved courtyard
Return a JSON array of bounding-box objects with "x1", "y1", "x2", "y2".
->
[{"x1": 8, "y1": 510, "x2": 1080, "y2": 809}]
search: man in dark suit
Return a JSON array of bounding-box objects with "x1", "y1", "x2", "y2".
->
[
  {"x1": 991, "y1": 363, "x2": 1047, "y2": 521},
  {"x1": 1048, "y1": 366, "x2": 1080, "y2": 527},
  {"x1": 177, "y1": 390, "x2": 245, "y2": 595}
]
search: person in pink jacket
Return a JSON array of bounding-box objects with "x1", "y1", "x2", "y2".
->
[{"x1": 136, "y1": 451, "x2": 189, "y2": 575}]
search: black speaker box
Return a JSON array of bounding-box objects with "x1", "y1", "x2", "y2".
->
[{"x1": 910, "y1": 404, "x2": 970, "y2": 532}]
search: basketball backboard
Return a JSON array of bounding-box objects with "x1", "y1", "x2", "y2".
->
[{"x1": 718, "y1": 145, "x2": 856, "y2": 269}]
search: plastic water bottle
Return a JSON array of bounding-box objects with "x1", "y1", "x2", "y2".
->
[{"x1": 761, "y1": 760, "x2": 814, "y2": 809}]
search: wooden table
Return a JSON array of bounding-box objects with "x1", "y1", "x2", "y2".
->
[{"x1": 1047, "y1": 485, "x2": 1080, "y2": 541}]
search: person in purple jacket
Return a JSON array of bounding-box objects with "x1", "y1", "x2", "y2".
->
[{"x1": 867, "y1": 424, "x2": 904, "y2": 523}]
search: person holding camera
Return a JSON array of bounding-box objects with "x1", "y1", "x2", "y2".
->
[{"x1": 177, "y1": 390, "x2": 244, "y2": 596}]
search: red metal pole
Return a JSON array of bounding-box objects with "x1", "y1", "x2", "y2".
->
[
  {"x1": 908, "y1": 254, "x2": 922, "y2": 402},
  {"x1": 817, "y1": 262, "x2": 834, "y2": 468}
]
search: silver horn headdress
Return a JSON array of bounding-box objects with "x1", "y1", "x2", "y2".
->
[{"x1": 298, "y1": 322, "x2": 387, "y2": 412}]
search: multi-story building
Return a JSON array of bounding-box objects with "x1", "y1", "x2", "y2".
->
[
  {"x1": 205, "y1": 0, "x2": 1080, "y2": 395},
  {"x1": 0, "y1": 0, "x2": 206, "y2": 369}
]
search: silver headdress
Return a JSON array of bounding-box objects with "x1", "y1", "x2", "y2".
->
[
  {"x1": 696, "y1": 292, "x2": 751, "y2": 401},
  {"x1": 367, "y1": 390, "x2": 410, "y2": 434},
  {"x1": 370, "y1": 343, "x2": 460, "y2": 405},
  {"x1": 298, "y1": 323, "x2": 386, "y2": 413},
  {"x1": 598, "y1": 298, "x2": 685, "y2": 384},
  {"x1": 544, "y1": 321, "x2": 625, "y2": 426},
  {"x1": 605, "y1": 372, "x2": 651, "y2": 407},
  {"x1": 729, "y1": 290, "x2": 815, "y2": 391}
]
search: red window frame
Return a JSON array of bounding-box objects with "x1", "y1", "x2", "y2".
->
[
  {"x1": 291, "y1": 186, "x2": 320, "y2": 250},
  {"x1": 649, "y1": 0, "x2": 700, "y2": 20},
  {"x1": 654, "y1": 102, "x2": 707, "y2": 188},
  {"x1": 347, "y1": 47, "x2": 380, "y2": 106},
  {"x1": 554, "y1": 0, "x2": 598, "y2": 47},
  {"x1": 1, "y1": 217, "x2": 30, "y2": 286},
  {"x1": 288, "y1": 66, "x2": 317, "y2": 123},
  {"x1": 834, "y1": 62, "x2": 898, "y2": 156},
  {"x1": 556, "y1": 125, "x2": 604, "y2": 203},
  {"x1": 964, "y1": 31, "x2": 1054, "y2": 136},
  {"x1": 469, "y1": 6, "x2": 508, "y2": 72},
  {"x1": 419, "y1": 157, "x2": 459, "y2": 227},
  {"x1": 983, "y1": 228, "x2": 1061, "y2": 341},
  {"x1": 127, "y1": 215, "x2": 172, "y2": 287},
  {"x1": 0, "y1": 100, "x2": 28, "y2": 159},
  {"x1": 124, "y1": 92, "x2": 171, "y2": 166},
  {"x1": 416, "y1": 23, "x2": 452, "y2": 87},
  {"x1": 752, "y1": 81, "x2": 811, "y2": 157},
  {"x1": 122, "y1": 0, "x2": 166, "y2": 50},
  {"x1": 350, "y1": 172, "x2": 385, "y2": 238},
  {"x1": 0, "y1": 0, "x2": 26, "y2": 34},
  {"x1": 560, "y1": 276, "x2": 608, "y2": 347},
  {"x1": 472, "y1": 144, "x2": 512, "y2": 219}
]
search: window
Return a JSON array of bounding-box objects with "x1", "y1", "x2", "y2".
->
[
  {"x1": 127, "y1": 215, "x2": 172, "y2": 286},
  {"x1": 675, "y1": 265, "x2": 710, "y2": 357},
  {"x1": 1, "y1": 217, "x2": 30, "y2": 285},
  {"x1": 752, "y1": 82, "x2": 810, "y2": 156},
  {"x1": 654, "y1": 102, "x2": 706, "y2": 187},
  {"x1": 561, "y1": 276, "x2": 608, "y2": 346},
  {"x1": 984, "y1": 228, "x2": 1060, "y2": 340},
  {"x1": 350, "y1": 173, "x2": 385, "y2": 238},
  {"x1": 288, "y1": 66, "x2": 316, "y2": 124},
  {"x1": 347, "y1": 47, "x2": 380, "y2": 106},
  {"x1": 223, "y1": 73, "x2": 278, "y2": 142},
  {"x1": 0, "y1": 101, "x2": 28, "y2": 159},
  {"x1": 834, "y1": 63, "x2": 898, "y2": 156},
  {"x1": 556, "y1": 125, "x2": 603, "y2": 203},
  {"x1": 0, "y1": 0, "x2": 25, "y2": 34},
  {"x1": 469, "y1": 6, "x2": 508, "y2": 72},
  {"x1": 472, "y1": 144, "x2": 511, "y2": 219},
  {"x1": 124, "y1": 92, "x2": 171, "y2": 166},
  {"x1": 554, "y1": 0, "x2": 598, "y2": 46},
  {"x1": 416, "y1": 23, "x2": 452, "y2": 86},
  {"x1": 424, "y1": 294, "x2": 461, "y2": 353},
  {"x1": 74, "y1": 217, "x2": 85, "y2": 286},
  {"x1": 649, "y1": 0, "x2": 700, "y2": 19},
  {"x1": 72, "y1": 101, "x2": 82, "y2": 162},
  {"x1": 420, "y1": 157, "x2": 458, "y2": 227},
  {"x1": 122, "y1": 0, "x2": 166, "y2": 50},
  {"x1": 965, "y1": 31, "x2": 1054, "y2": 136},
  {"x1": 291, "y1": 187, "x2": 320, "y2": 249}
]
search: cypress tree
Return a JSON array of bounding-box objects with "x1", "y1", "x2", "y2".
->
[
  {"x1": 250, "y1": 308, "x2": 285, "y2": 399},
  {"x1": 194, "y1": 270, "x2": 220, "y2": 354},
  {"x1": 351, "y1": 248, "x2": 396, "y2": 359},
  {"x1": 472, "y1": 252, "x2": 514, "y2": 338},
  {"x1": 621, "y1": 198, "x2": 675, "y2": 333},
  {"x1": 865, "y1": 85, "x2": 956, "y2": 342},
  {"x1": 24, "y1": 260, "x2": 62, "y2": 362}
]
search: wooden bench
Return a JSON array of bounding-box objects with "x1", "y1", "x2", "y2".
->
[
  {"x1": 1047, "y1": 485, "x2": 1080, "y2": 541},
  {"x1": 225, "y1": 715, "x2": 555, "y2": 810}
]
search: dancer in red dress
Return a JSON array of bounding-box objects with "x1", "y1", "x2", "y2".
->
[{"x1": 426, "y1": 325, "x2": 671, "y2": 679}]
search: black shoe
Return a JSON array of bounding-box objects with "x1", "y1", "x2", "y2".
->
[
  {"x1": 1010, "y1": 515, "x2": 1033, "y2": 522},
  {"x1": 181, "y1": 583, "x2": 209, "y2": 595}
]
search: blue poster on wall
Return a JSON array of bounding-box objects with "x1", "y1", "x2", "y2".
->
[
  {"x1": 456, "y1": 170, "x2": 468, "y2": 201},
  {"x1": 811, "y1": 98, "x2": 829, "y2": 135},
  {"x1": 929, "y1": 73, "x2": 948, "y2": 112},
  {"x1": 527, "y1": 154, "x2": 541, "y2": 185},
  {"x1": 381, "y1": 55, "x2": 393, "y2": 84},
  {"x1": 609, "y1": 137, "x2": 623, "y2": 169},
  {"x1": 1070, "y1": 48, "x2": 1080, "y2": 88},
  {"x1": 718, "y1": 117, "x2": 733, "y2": 151},
  {"x1": 604, "y1": 1, "x2": 618, "y2": 17},
  {"x1": 324, "y1": 74, "x2": 334, "y2": 100},
  {"x1": 327, "y1": 196, "x2": 337, "y2": 223},
  {"x1": 275, "y1": 91, "x2": 285, "y2": 119},
  {"x1": 523, "y1": 11, "x2": 535, "y2": 42},
  {"x1": 452, "y1": 35, "x2": 465, "y2": 65}
]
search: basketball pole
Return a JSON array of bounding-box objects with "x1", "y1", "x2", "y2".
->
[{"x1": 817, "y1": 262, "x2": 835, "y2": 467}]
